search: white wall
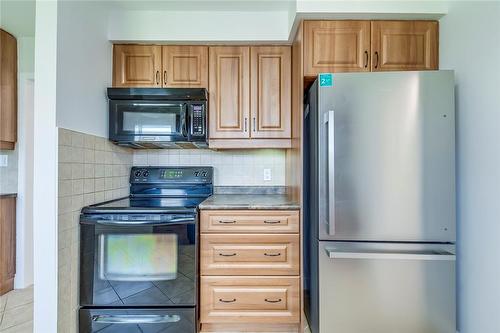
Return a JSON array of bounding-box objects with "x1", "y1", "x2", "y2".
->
[
  {"x1": 56, "y1": 1, "x2": 112, "y2": 137},
  {"x1": 33, "y1": 0, "x2": 58, "y2": 331},
  {"x1": 15, "y1": 36, "x2": 35, "y2": 289},
  {"x1": 109, "y1": 10, "x2": 291, "y2": 42},
  {"x1": 1, "y1": 0, "x2": 36, "y2": 289},
  {"x1": 108, "y1": 0, "x2": 446, "y2": 42},
  {"x1": 440, "y1": 2, "x2": 500, "y2": 333}
]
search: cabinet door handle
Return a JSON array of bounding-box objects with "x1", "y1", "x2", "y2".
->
[
  {"x1": 374, "y1": 51, "x2": 379, "y2": 69},
  {"x1": 156, "y1": 71, "x2": 160, "y2": 85},
  {"x1": 218, "y1": 220, "x2": 236, "y2": 224},
  {"x1": 265, "y1": 298, "x2": 282, "y2": 303},
  {"x1": 163, "y1": 71, "x2": 167, "y2": 84},
  {"x1": 244, "y1": 118, "x2": 248, "y2": 132},
  {"x1": 264, "y1": 253, "x2": 281, "y2": 257},
  {"x1": 219, "y1": 298, "x2": 236, "y2": 303},
  {"x1": 364, "y1": 50, "x2": 368, "y2": 68},
  {"x1": 264, "y1": 220, "x2": 281, "y2": 224},
  {"x1": 219, "y1": 253, "x2": 237, "y2": 257},
  {"x1": 253, "y1": 117, "x2": 256, "y2": 132}
]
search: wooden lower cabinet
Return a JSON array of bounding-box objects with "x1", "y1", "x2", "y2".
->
[
  {"x1": 200, "y1": 276, "x2": 300, "y2": 324},
  {"x1": 0, "y1": 196, "x2": 16, "y2": 295},
  {"x1": 201, "y1": 234, "x2": 299, "y2": 276},
  {"x1": 200, "y1": 209, "x2": 301, "y2": 332},
  {"x1": 200, "y1": 210, "x2": 299, "y2": 234}
]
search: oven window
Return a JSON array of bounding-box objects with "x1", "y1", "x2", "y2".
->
[
  {"x1": 123, "y1": 112, "x2": 177, "y2": 135},
  {"x1": 99, "y1": 234, "x2": 178, "y2": 281}
]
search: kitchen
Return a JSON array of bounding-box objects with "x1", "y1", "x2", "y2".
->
[{"x1": 1, "y1": 1, "x2": 499, "y2": 333}]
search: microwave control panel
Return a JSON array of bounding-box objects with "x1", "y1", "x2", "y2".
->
[{"x1": 191, "y1": 104, "x2": 205, "y2": 136}]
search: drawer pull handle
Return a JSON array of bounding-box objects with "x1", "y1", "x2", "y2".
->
[
  {"x1": 219, "y1": 298, "x2": 236, "y2": 303},
  {"x1": 264, "y1": 253, "x2": 281, "y2": 257},
  {"x1": 219, "y1": 253, "x2": 237, "y2": 257},
  {"x1": 264, "y1": 220, "x2": 281, "y2": 224},
  {"x1": 218, "y1": 220, "x2": 236, "y2": 224},
  {"x1": 265, "y1": 298, "x2": 282, "y2": 303}
]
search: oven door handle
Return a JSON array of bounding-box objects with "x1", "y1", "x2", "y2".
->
[
  {"x1": 86, "y1": 216, "x2": 195, "y2": 226},
  {"x1": 92, "y1": 314, "x2": 181, "y2": 324}
]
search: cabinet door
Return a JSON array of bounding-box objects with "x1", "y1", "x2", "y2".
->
[
  {"x1": 209, "y1": 46, "x2": 250, "y2": 139},
  {"x1": 0, "y1": 197, "x2": 16, "y2": 295},
  {"x1": 162, "y1": 46, "x2": 208, "y2": 88},
  {"x1": 250, "y1": 46, "x2": 291, "y2": 138},
  {"x1": 304, "y1": 21, "x2": 371, "y2": 76},
  {"x1": 113, "y1": 45, "x2": 162, "y2": 87},
  {"x1": 0, "y1": 30, "x2": 17, "y2": 150},
  {"x1": 371, "y1": 21, "x2": 438, "y2": 71}
]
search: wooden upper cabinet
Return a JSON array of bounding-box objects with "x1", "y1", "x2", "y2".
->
[
  {"x1": 304, "y1": 21, "x2": 371, "y2": 76},
  {"x1": 162, "y1": 46, "x2": 208, "y2": 88},
  {"x1": 209, "y1": 46, "x2": 250, "y2": 139},
  {"x1": 250, "y1": 46, "x2": 291, "y2": 139},
  {"x1": 113, "y1": 45, "x2": 162, "y2": 87},
  {"x1": 0, "y1": 29, "x2": 17, "y2": 150},
  {"x1": 0, "y1": 196, "x2": 16, "y2": 295},
  {"x1": 371, "y1": 21, "x2": 438, "y2": 71}
]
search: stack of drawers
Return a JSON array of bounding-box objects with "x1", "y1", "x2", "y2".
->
[{"x1": 199, "y1": 209, "x2": 300, "y2": 331}]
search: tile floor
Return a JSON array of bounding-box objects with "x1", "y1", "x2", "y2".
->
[{"x1": 0, "y1": 286, "x2": 33, "y2": 333}]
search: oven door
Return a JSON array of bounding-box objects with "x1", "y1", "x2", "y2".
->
[
  {"x1": 109, "y1": 100, "x2": 188, "y2": 142},
  {"x1": 79, "y1": 308, "x2": 195, "y2": 333},
  {"x1": 80, "y1": 215, "x2": 197, "y2": 307}
]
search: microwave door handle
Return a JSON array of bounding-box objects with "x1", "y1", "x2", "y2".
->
[{"x1": 182, "y1": 105, "x2": 188, "y2": 137}]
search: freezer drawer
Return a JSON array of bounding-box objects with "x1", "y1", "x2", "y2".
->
[{"x1": 318, "y1": 241, "x2": 456, "y2": 333}]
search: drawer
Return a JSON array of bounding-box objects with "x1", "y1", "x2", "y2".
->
[
  {"x1": 200, "y1": 276, "x2": 300, "y2": 324},
  {"x1": 200, "y1": 210, "x2": 299, "y2": 233},
  {"x1": 201, "y1": 234, "x2": 299, "y2": 275}
]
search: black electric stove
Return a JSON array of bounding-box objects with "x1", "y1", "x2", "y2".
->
[{"x1": 79, "y1": 166, "x2": 213, "y2": 333}]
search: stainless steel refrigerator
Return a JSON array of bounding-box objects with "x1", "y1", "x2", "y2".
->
[{"x1": 304, "y1": 71, "x2": 456, "y2": 333}]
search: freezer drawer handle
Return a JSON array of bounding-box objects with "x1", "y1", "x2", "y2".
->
[
  {"x1": 92, "y1": 314, "x2": 181, "y2": 324},
  {"x1": 327, "y1": 110, "x2": 336, "y2": 235},
  {"x1": 264, "y1": 220, "x2": 281, "y2": 224},
  {"x1": 219, "y1": 298, "x2": 237, "y2": 303},
  {"x1": 218, "y1": 220, "x2": 236, "y2": 224},
  {"x1": 325, "y1": 248, "x2": 456, "y2": 261},
  {"x1": 265, "y1": 298, "x2": 282, "y2": 303}
]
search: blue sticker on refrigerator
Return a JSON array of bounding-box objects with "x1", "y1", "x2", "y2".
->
[{"x1": 319, "y1": 73, "x2": 333, "y2": 87}]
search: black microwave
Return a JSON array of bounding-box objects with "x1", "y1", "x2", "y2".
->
[{"x1": 107, "y1": 88, "x2": 208, "y2": 148}]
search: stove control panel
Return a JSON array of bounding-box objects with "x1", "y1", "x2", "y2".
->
[{"x1": 130, "y1": 166, "x2": 213, "y2": 184}]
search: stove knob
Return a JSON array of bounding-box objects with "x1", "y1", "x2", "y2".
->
[
  {"x1": 194, "y1": 171, "x2": 200, "y2": 177},
  {"x1": 202, "y1": 171, "x2": 207, "y2": 177},
  {"x1": 134, "y1": 170, "x2": 142, "y2": 177},
  {"x1": 143, "y1": 170, "x2": 149, "y2": 177}
]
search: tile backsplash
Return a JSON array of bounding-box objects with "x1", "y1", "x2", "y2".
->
[
  {"x1": 57, "y1": 128, "x2": 133, "y2": 333},
  {"x1": 133, "y1": 149, "x2": 286, "y2": 186}
]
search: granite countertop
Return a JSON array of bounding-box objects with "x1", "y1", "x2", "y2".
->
[
  {"x1": 0, "y1": 193, "x2": 17, "y2": 198},
  {"x1": 199, "y1": 194, "x2": 299, "y2": 210}
]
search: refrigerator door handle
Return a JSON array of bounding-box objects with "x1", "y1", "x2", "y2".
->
[
  {"x1": 327, "y1": 110, "x2": 336, "y2": 235},
  {"x1": 325, "y1": 248, "x2": 456, "y2": 261}
]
